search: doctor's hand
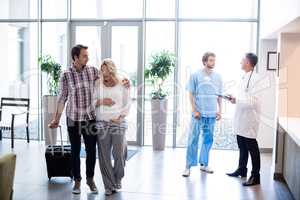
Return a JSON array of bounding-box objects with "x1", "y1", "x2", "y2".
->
[
  {"x1": 228, "y1": 95, "x2": 236, "y2": 104},
  {"x1": 193, "y1": 111, "x2": 201, "y2": 119}
]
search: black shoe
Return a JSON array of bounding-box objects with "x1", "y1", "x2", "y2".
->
[
  {"x1": 243, "y1": 175, "x2": 260, "y2": 186},
  {"x1": 226, "y1": 168, "x2": 247, "y2": 178}
]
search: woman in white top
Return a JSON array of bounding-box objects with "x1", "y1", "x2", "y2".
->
[{"x1": 93, "y1": 58, "x2": 131, "y2": 196}]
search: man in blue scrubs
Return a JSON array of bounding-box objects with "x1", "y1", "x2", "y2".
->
[{"x1": 183, "y1": 52, "x2": 223, "y2": 177}]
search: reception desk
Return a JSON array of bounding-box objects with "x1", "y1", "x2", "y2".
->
[{"x1": 275, "y1": 117, "x2": 300, "y2": 200}]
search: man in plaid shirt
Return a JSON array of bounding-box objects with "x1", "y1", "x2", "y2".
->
[{"x1": 49, "y1": 44, "x2": 130, "y2": 194}]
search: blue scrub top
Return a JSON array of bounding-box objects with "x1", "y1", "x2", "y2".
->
[{"x1": 186, "y1": 69, "x2": 223, "y2": 117}]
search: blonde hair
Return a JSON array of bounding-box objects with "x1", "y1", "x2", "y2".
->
[{"x1": 101, "y1": 58, "x2": 117, "y2": 78}]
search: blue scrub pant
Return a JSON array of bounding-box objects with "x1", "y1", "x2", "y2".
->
[{"x1": 186, "y1": 116, "x2": 216, "y2": 168}]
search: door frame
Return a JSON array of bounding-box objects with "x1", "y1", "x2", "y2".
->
[
  {"x1": 70, "y1": 21, "x2": 107, "y2": 60},
  {"x1": 69, "y1": 20, "x2": 144, "y2": 146}
]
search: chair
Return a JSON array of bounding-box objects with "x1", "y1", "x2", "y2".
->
[
  {"x1": 0, "y1": 97, "x2": 30, "y2": 148},
  {"x1": 0, "y1": 153, "x2": 17, "y2": 200}
]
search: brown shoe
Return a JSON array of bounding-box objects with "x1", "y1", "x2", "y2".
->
[
  {"x1": 72, "y1": 180, "x2": 81, "y2": 194},
  {"x1": 87, "y1": 178, "x2": 98, "y2": 194}
]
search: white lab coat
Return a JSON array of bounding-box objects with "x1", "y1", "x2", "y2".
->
[{"x1": 233, "y1": 71, "x2": 261, "y2": 139}]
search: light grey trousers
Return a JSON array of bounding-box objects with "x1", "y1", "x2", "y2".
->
[{"x1": 96, "y1": 121, "x2": 127, "y2": 190}]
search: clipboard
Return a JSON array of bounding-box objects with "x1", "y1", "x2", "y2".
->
[{"x1": 215, "y1": 94, "x2": 232, "y2": 100}]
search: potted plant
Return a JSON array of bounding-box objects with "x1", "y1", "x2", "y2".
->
[
  {"x1": 145, "y1": 50, "x2": 176, "y2": 150},
  {"x1": 38, "y1": 55, "x2": 62, "y2": 145}
]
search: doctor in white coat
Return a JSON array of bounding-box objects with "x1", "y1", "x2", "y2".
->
[{"x1": 226, "y1": 53, "x2": 261, "y2": 186}]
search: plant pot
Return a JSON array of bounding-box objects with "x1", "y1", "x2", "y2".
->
[
  {"x1": 151, "y1": 98, "x2": 168, "y2": 151},
  {"x1": 43, "y1": 95, "x2": 58, "y2": 145}
]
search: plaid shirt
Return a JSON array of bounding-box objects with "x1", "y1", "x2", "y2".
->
[{"x1": 58, "y1": 65, "x2": 99, "y2": 121}]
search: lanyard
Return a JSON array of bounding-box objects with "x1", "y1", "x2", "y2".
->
[{"x1": 245, "y1": 70, "x2": 254, "y2": 92}]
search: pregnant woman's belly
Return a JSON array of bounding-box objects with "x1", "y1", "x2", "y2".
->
[
  {"x1": 95, "y1": 103, "x2": 122, "y2": 121},
  {"x1": 94, "y1": 83, "x2": 125, "y2": 122}
]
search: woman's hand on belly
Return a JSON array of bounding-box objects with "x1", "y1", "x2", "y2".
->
[
  {"x1": 110, "y1": 118, "x2": 121, "y2": 124},
  {"x1": 110, "y1": 115, "x2": 125, "y2": 124},
  {"x1": 96, "y1": 98, "x2": 115, "y2": 107}
]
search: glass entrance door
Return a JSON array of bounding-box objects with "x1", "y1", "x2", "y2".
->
[{"x1": 71, "y1": 21, "x2": 143, "y2": 145}]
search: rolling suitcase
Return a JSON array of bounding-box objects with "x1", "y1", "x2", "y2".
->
[{"x1": 45, "y1": 125, "x2": 73, "y2": 180}]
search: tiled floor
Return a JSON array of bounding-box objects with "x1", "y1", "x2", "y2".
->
[{"x1": 0, "y1": 139, "x2": 294, "y2": 200}]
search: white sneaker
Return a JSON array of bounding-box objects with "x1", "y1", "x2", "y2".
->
[
  {"x1": 115, "y1": 179, "x2": 122, "y2": 190},
  {"x1": 115, "y1": 183, "x2": 122, "y2": 190},
  {"x1": 182, "y1": 168, "x2": 190, "y2": 177},
  {"x1": 105, "y1": 188, "x2": 118, "y2": 196},
  {"x1": 200, "y1": 166, "x2": 214, "y2": 174},
  {"x1": 105, "y1": 189, "x2": 113, "y2": 196}
]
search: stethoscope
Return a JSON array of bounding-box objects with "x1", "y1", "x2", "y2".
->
[{"x1": 245, "y1": 70, "x2": 254, "y2": 92}]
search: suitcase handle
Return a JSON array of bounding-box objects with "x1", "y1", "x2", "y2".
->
[{"x1": 49, "y1": 125, "x2": 65, "y2": 156}]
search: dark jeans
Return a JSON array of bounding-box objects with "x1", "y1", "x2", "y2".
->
[
  {"x1": 67, "y1": 117, "x2": 98, "y2": 181},
  {"x1": 237, "y1": 135, "x2": 261, "y2": 177}
]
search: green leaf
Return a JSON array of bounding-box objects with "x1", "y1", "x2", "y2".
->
[
  {"x1": 144, "y1": 50, "x2": 176, "y2": 99},
  {"x1": 38, "y1": 55, "x2": 62, "y2": 95}
]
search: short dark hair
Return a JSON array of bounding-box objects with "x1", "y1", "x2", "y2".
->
[
  {"x1": 71, "y1": 44, "x2": 88, "y2": 61},
  {"x1": 202, "y1": 52, "x2": 216, "y2": 65},
  {"x1": 245, "y1": 53, "x2": 258, "y2": 67}
]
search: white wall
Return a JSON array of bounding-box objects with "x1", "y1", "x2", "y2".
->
[
  {"x1": 256, "y1": 39, "x2": 278, "y2": 149},
  {"x1": 259, "y1": 0, "x2": 300, "y2": 149},
  {"x1": 260, "y1": 0, "x2": 300, "y2": 38},
  {"x1": 278, "y1": 33, "x2": 300, "y2": 118}
]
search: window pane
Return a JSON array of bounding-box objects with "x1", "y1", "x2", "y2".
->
[
  {"x1": 42, "y1": 23, "x2": 68, "y2": 69},
  {"x1": 146, "y1": 0, "x2": 175, "y2": 18},
  {"x1": 42, "y1": 0, "x2": 68, "y2": 19},
  {"x1": 74, "y1": 26, "x2": 102, "y2": 67},
  {"x1": 144, "y1": 22, "x2": 175, "y2": 147},
  {"x1": 72, "y1": 0, "x2": 143, "y2": 19},
  {"x1": 179, "y1": 0, "x2": 258, "y2": 19},
  {"x1": 41, "y1": 22, "x2": 68, "y2": 140},
  {"x1": 176, "y1": 22, "x2": 257, "y2": 148},
  {"x1": 0, "y1": 0, "x2": 37, "y2": 19},
  {"x1": 0, "y1": 23, "x2": 39, "y2": 140},
  {"x1": 111, "y1": 26, "x2": 139, "y2": 142}
]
